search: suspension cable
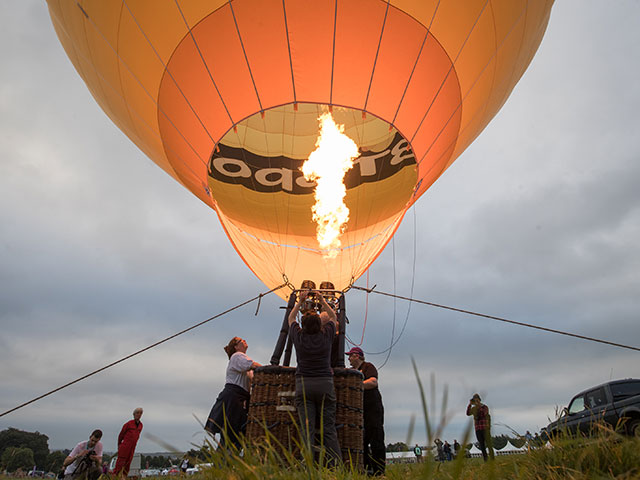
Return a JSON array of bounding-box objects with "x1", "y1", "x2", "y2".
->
[
  {"x1": 0, "y1": 284, "x2": 287, "y2": 418},
  {"x1": 350, "y1": 285, "x2": 640, "y2": 353}
]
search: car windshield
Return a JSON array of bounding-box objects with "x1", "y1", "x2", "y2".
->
[{"x1": 568, "y1": 395, "x2": 585, "y2": 414}]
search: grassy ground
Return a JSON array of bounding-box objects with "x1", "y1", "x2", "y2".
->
[
  {"x1": 2, "y1": 436, "x2": 639, "y2": 480},
  {"x1": 158, "y1": 433, "x2": 640, "y2": 480}
]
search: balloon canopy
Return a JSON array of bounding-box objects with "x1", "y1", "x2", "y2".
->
[{"x1": 47, "y1": 0, "x2": 553, "y2": 299}]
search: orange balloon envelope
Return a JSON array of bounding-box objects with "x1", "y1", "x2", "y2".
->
[{"x1": 47, "y1": 0, "x2": 553, "y2": 298}]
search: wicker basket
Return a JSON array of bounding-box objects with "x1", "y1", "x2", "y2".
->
[
  {"x1": 333, "y1": 367, "x2": 364, "y2": 466},
  {"x1": 246, "y1": 365, "x2": 364, "y2": 468}
]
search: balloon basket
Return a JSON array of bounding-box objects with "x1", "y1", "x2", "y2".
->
[{"x1": 246, "y1": 365, "x2": 364, "y2": 468}]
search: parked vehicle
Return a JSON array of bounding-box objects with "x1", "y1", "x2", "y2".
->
[
  {"x1": 108, "y1": 453, "x2": 142, "y2": 477},
  {"x1": 140, "y1": 469, "x2": 162, "y2": 477},
  {"x1": 543, "y1": 378, "x2": 640, "y2": 438},
  {"x1": 27, "y1": 470, "x2": 45, "y2": 477}
]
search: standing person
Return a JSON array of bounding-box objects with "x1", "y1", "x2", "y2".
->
[
  {"x1": 413, "y1": 444, "x2": 422, "y2": 463},
  {"x1": 62, "y1": 430, "x2": 103, "y2": 480},
  {"x1": 180, "y1": 458, "x2": 188, "y2": 474},
  {"x1": 346, "y1": 346, "x2": 385, "y2": 476},
  {"x1": 114, "y1": 408, "x2": 144, "y2": 479},
  {"x1": 466, "y1": 393, "x2": 494, "y2": 461},
  {"x1": 443, "y1": 441, "x2": 452, "y2": 461},
  {"x1": 289, "y1": 290, "x2": 342, "y2": 466},
  {"x1": 434, "y1": 438, "x2": 444, "y2": 462},
  {"x1": 453, "y1": 440, "x2": 461, "y2": 458},
  {"x1": 205, "y1": 336, "x2": 261, "y2": 450}
]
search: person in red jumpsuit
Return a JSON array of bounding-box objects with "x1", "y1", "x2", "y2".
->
[{"x1": 114, "y1": 407, "x2": 143, "y2": 478}]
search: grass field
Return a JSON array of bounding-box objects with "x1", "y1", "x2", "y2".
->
[
  {"x1": 147, "y1": 431, "x2": 639, "y2": 480},
  {"x1": 2, "y1": 434, "x2": 639, "y2": 480}
]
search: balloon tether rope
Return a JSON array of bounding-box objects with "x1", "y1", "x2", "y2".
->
[
  {"x1": 0, "y1": 283, "x2": 287, "y2": 419},
  {"x1": 349, "y1": 285, "x2": 640, "y2": 353}
]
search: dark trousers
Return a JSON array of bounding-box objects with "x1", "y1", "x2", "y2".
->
[
  {"x1": 363, "y1": 405, "x2": 385, "y2": 475},
  {"x1": 205, "y1": 383, "x2": 250, "y2": 450},
  {"x1": 295, "y1": 376, "x2": 342, "y2": 466},
  {"x1": 65, "y1": 464, "x2": 101, "y2": 480},
  {"x1": 475, "y1": 428, "x2": 494, "y2": 461}
]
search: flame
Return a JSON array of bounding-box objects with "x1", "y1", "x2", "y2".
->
[{"x1": 302, "y1": 112, "x2": 359, "y2": 257}]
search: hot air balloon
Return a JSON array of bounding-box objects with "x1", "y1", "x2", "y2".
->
[{"x1": 46, "y1": 0, "x2": 553, "y2": 299}]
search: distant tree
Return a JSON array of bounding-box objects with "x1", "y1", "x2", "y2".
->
[
  {"x1": 509, "y1": 436, "x2": 526, "y2": 448},
  {"x1": 146, "y1": 455, "x2": 168, "y2": 468},
  {"x1": 385, "y1": 442, "x2": 408, "y2": 452},
  {"x1": 45, "y1": 451, "x2": 67, "y2": 473},
  {"x1": 1, "y1": 446, "x2": 35, "y2": 472},
  {"x1": 491, "y1": 434, "x2": 508, "y2": 450},
  {"x1": 0, "y1": 428, "x2": 50, "y2": 468},
  {"x1": 186, "y1": 448, "x2": 208, "y2": 462}
]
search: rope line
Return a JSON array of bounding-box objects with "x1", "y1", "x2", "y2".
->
[
  {"x1": 361, "y1": 205, "x2": 419, "y2": 357},
  {"x1": 378, "y1": 237, "x2": 397, "y2": 368},
  {"x1": 0, "y1": 284, "x2": 287, "y2": 419},
  {"x1": 349, "y1": 285, "x2": 640, "y2": 353}
]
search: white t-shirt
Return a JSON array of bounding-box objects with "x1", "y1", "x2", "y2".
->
[
  {"x1": 225, "y1": 352, "x2": 254, "y2": 392},
  {"x1": 64, "y1": 440, "x2": 103, "y2": 475}
]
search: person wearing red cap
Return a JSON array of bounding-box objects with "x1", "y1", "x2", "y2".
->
[{"x1": 346, "y1": 346, "x2": 385, "y2": 475}]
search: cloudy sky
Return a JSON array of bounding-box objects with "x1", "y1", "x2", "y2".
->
[{"x1": 1, "y1": 1, "x2": 639, "y2": 456}]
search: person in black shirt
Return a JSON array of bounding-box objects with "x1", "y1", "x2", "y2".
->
[
  {"x1": 288, "y1": 290, "x2": 342, "y2": 466},
  {"x1": 346, "y1": 346, "x2": 385, "y2": 475}
]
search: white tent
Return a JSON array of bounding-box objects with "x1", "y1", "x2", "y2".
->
[
  {"x1": 467, "y1": 445, "x2": 483, "y2": 457},
  {"x1": 386, "y1": 451, "x2": 418, "y2": 464}
]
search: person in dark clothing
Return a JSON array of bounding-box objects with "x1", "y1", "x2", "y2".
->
[
  {"x1": 453, "y1": 439, "x2": 461, "y2": 457},
  {"x1": 289, "y1": 290, "x2": 342, "y2": 466},
  {"x1": 205, "y1": 336, "x2": 261, "y2": 450},
  {"x1": 434, "y1": 438, "x2": 444, "y2": 462},
  {"x1": 466, "y1": 393, "x2": 494, "y2": 461},
  {"x1": 443, "y1": 441, "x2": 452, "y2": 461},
  {"x1": 346, "y1": 346, "x2": 385, "y2": 476}
]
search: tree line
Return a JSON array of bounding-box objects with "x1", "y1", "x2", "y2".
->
[{"x1": 0, "y1": 428, "x2": 62, "y2": 473}]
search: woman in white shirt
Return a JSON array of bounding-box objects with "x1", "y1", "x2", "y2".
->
[{"x1": 205, "y1": 336, "x2": 260, "y2": 450}]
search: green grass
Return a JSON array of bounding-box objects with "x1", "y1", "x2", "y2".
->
[
  {"x1": 168, "y1": 358, "x2": 640, "y2": 479},
  {"x1": 2, "y1": 435, "x2": 640, "y2": 480},
  {"x1": 4, "y1": 367, "x2": 638, "y2": 480}
]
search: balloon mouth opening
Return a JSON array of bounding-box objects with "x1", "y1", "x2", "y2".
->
[{"x1": 206, "y1": 102, "x2": 417, "y2": 255}]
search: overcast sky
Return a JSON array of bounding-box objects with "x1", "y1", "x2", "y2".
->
[{"x1": 1, "y1": 1, "x2": 639, "y2": 457}]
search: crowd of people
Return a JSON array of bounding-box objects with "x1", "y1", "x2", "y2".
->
[
  {"x1": 204, "y1": 289, "x2": 387, "y2": 475},
  {"x1": 201, "y1": 288, "x2": 510, "y2": 475},
  {"x1": 68, "y1": 289, "x2": 500, "y2": 479}
]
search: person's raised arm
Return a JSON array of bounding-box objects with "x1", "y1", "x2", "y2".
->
[
  {"x1": 288, "y1": 290, "x2": 308, "y2": 326},
  {"x1": 318, "y1": 294, "x2": 337, "y2": 326}
]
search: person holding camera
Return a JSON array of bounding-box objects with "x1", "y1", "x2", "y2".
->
[
  {"x1": 114, "y1": 408, "x2": 143, "y2": 478},
  {"x1": 288, "y1": 290, "x2": 342, "y2": 466},
  {"x1": 62, "y1": 430, "x2": 103, "y2": 480},
  {"x1": 466, "y1": 393, "x2": 494, "y2": 461}
]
